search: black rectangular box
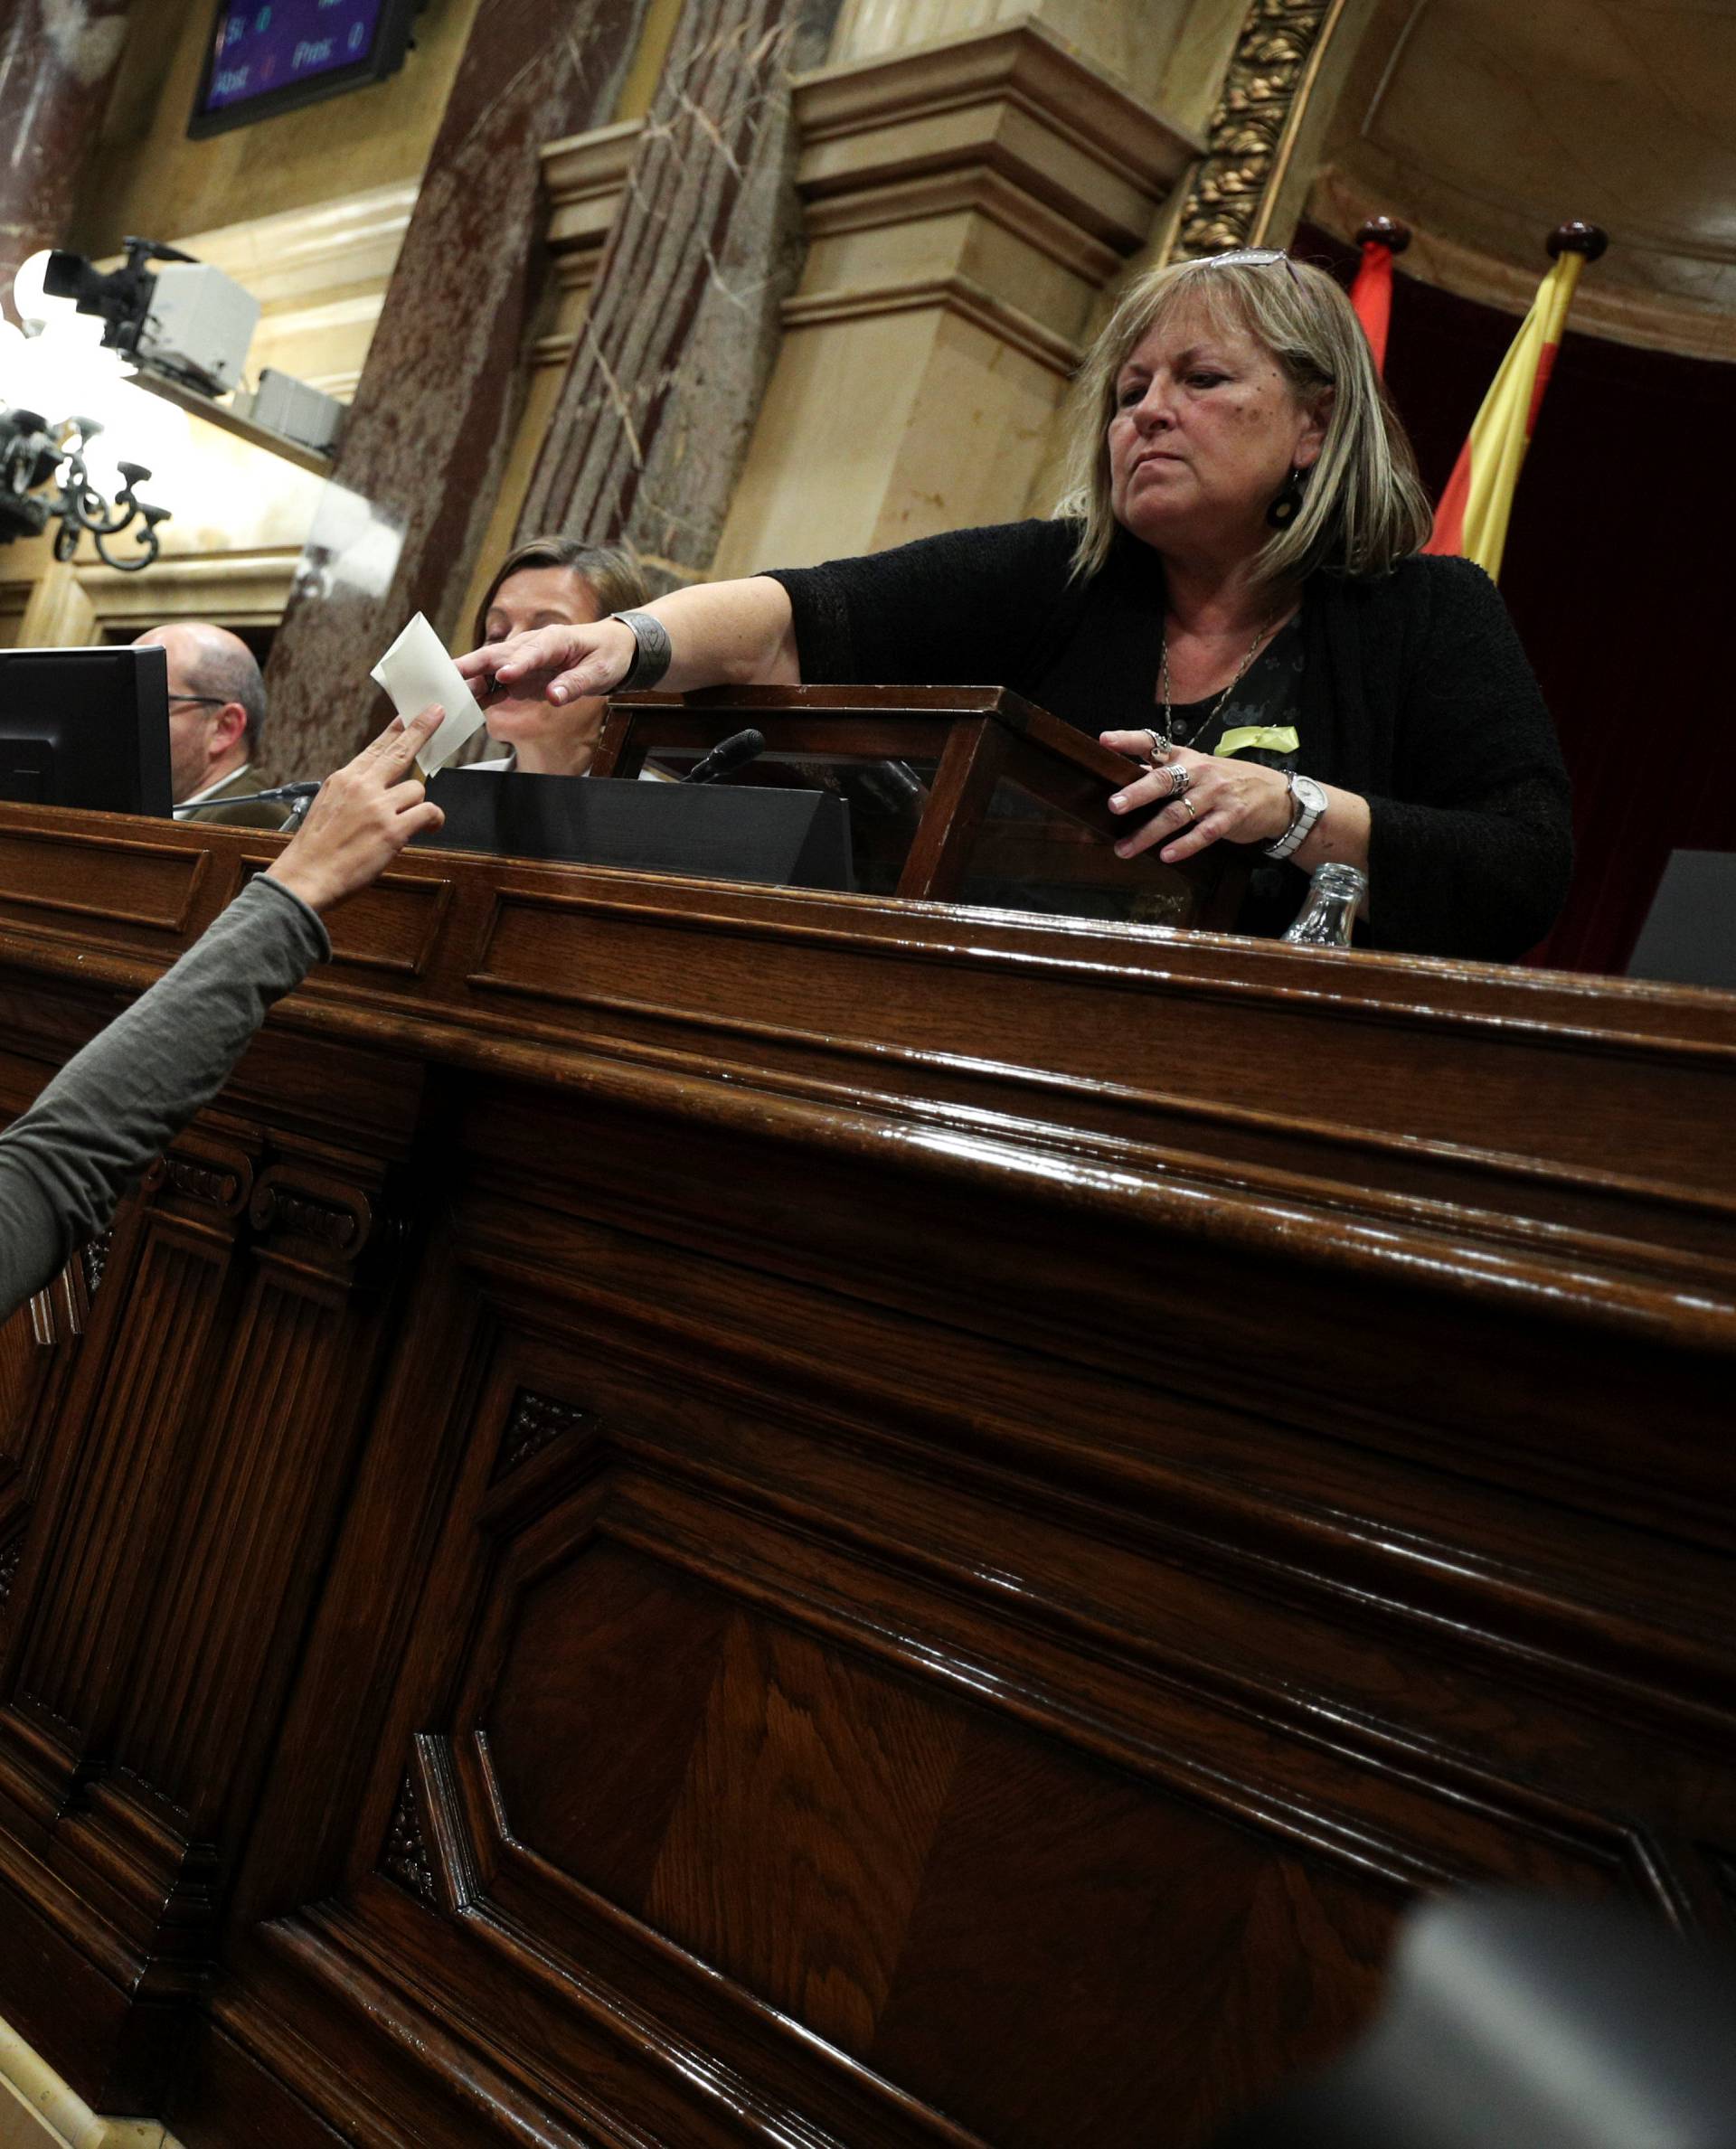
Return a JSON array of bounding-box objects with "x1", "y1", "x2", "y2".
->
[{"x1": 419, "y1": 769, "x2": 853, "y2": 892}]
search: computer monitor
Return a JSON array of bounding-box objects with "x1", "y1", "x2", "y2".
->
[
  {"x1": 0, "y1": 645, "x2": 174, "y2": 816},
  {"x1": 1628, "y1": 850, "x2": 1736, "y2": 992},
  {"x1": 188, "y1": 0, "x2": 417, "y2": 139}
]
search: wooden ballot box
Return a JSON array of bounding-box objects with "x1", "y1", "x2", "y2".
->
[
  {"x1": 596, "y1": 682, "x2": 1250, "y2": 927},
  {"x1": 0, "y1": 796, "x2": 1731, "y2": 2149}
]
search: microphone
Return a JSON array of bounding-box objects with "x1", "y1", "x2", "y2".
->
[
  {"x1": 173, "y1": 780, "x2": 322, "y2": 818},
  {"x1": 680, "y1": 728, "x2": 765, "y2": 786}
]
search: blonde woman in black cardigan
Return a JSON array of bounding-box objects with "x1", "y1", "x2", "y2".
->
[{"x1": 460, "y1": 254, "x2": 1571, "y2": 960}]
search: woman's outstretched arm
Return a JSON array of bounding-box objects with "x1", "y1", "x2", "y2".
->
[
  {"x1": 458, "y1": 576, "x2": 798, "y2": 710},
  {"x1": 0, "y1": 705, "x2": 446, "y2": 1318}
]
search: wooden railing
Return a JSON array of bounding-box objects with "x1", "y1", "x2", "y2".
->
[{"x1": 0, "y1": 802, "x2": 1731, "y2": 2146}]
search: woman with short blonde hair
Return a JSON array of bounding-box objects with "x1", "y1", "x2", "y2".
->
[
  {"x1": 1059, "y1": 252, "x2": 1433, "y2": 585},
  {"x1": 461, "y1": 251, "x2": 1571, "y2": 958}
]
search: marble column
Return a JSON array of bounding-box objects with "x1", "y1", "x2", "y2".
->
[
  {"x1": 708, "y1": 24, "x2": 1195, "y2": 575},
  {"x1": 0, "y1": 0, "x2": 133, "y2": 324},
  {"x1": 261, "y1": 0, "x2": 655, "y2": 781},
  {"x1": 513, "y1": 0, "x2": 844, "y2": 584}
]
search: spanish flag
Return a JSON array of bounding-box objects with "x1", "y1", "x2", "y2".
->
[{"x1": 1424, "y1": 234, "x2": 1601, "y2": 580}]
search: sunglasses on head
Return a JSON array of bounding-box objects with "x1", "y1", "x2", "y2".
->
[{"x1": 1185, "y1": 247, "x2": 1302, "y2": 287}]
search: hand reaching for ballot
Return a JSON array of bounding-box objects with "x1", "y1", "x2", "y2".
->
[
  {"x1": 265, "y1": 705, "x2": 445, "y2": 914},
  {"x1": 458, "y1": 617, "x2": 641, "y2": 709}
]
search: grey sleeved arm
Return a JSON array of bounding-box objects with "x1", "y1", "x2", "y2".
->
[{"x1": 0, "y1": 876, "x2": 329, "y2": 1318}]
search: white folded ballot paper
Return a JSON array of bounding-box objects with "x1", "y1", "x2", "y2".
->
[{"x1": 370, "y1": 612, "x2": 487, "y2": 776}]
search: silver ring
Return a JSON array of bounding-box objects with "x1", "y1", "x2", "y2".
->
[
  {"x1": 1146, "y1": 727, "x2": 1173, "y2": 762},
  {"x1": 1167, "y1": 763, "x2": 1192, "y2": 797}
]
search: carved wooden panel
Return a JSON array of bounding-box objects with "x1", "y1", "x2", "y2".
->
[
  {"x1": 10, "y1": 1223, "x2": 235, "y2": 1752},
  {"x1": 0, "y1": 1300, "x2": 51, "y2": 1486},
  {"x1": 0, "y1": 1000, "x2": 108, "y2": 1645},
  {"x1": 450, "y1": 1533, "x2": 1401, "y2": 2144},
  {"x1": 0, "y1": 821, "x2": 209, "y2": 936},
  {"x1": 199, "y1": 1173, "x2": 1732, "y2": 2147},
  {"x1": 80, "y1": 1230, "x2": 112, "y2": 1300},
  {"x1": 0, "y1": 1114, "x2": 418, "y2": 2107},
  {"x1": 381, "y1": 1772, "x2": 438, "y2": 1906},
  {"x1": 0, "y1": 1260, "x2": 90, "y2": 1646},
  {"x1": 314, "y1": 867, "x2": 454, "y2": 980},
  {"x1": 0, "y1": 814, "x2": 1728, "y2": 2147}
]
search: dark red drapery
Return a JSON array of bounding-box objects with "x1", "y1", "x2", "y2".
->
[{"x1": 1298, "y1": 221, "x2": 1736, "y2": 976}]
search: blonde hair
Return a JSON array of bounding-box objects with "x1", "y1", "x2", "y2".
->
[{"x1": 1055, "y1": 253, "x2": 1432, "y2": 584}]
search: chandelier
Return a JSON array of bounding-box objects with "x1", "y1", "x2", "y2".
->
[
  {"x1": 0, "y1": 248, "x2": 187, "y2": 574},
  {"x1": 0, "y1": 407, "x2": 170, "y2": 571}
]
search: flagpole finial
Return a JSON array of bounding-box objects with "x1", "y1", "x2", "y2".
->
[
  {"x1": 1356, "y1": 216, "x2": 1411, "y2": 254},
  {"x1": 1547, "y1": 221, "x2": 1609, "y2": 261}
]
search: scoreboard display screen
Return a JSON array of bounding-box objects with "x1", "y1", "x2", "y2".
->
[{"x1": 189, "y1": 0, "x2": 413, "y2": 137}]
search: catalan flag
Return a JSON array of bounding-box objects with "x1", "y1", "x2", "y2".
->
[{"x1": 1424, "y1": 234, "x2": 1601, "y2": 580}]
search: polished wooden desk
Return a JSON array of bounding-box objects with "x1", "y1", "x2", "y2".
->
[
  {"x1": 0, "y1": 803, "x2": 1731, "y2": 2149},
  {"x1": 595, "y1": 683, "x2": 1249, "y2": 926}
]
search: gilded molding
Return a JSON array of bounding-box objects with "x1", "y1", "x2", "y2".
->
[{"x1": 1173, "y1": 0, "x2": 1344, "y2": 259}]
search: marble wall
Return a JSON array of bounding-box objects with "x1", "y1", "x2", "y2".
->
[
  {"x1": 0, "y1": 0, "x2": 1227, "y2": 747},
  {"x1": 515, "y1": 0, "x2": 844, "y2": 586},
  {"x1": 258, "y1": 0, "x2": 658, "y2": 782},
  {"x1": 0, "y1": 0, "x2": 133, "y2": 317}
]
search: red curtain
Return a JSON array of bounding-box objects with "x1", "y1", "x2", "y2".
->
[{"x1": 1299, "y1": 221, "x2": 1736, "y2": 975}]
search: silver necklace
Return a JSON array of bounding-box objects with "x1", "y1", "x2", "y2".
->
[{"x1": 1153, "y1": 612, "x2": 1279, "y2": 755}]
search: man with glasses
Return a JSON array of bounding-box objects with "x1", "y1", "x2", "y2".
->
[{"x1": 132, "y1": 621, "x2": 288, "y2": 828}]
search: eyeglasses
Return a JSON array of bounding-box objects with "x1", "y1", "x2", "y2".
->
[
  {"x1": 1185, "y1": 247, "x2": 1302, "y2": 288},
  {"x1": 167, "y1": 694, "x2": 228, "y2": 709}
]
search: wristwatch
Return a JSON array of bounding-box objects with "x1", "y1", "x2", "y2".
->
[{"x1": 1265, "y1": 772, "x2": 1327, "y2": 861}]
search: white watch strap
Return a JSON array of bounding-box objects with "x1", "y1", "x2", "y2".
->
[{"x1": 1265, "y1": 774, "x2": 1323, "y2": 862}]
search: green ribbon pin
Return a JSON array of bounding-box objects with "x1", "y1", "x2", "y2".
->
[{"x1": 1215, "y1": 726, "x2": 1300, "y2": 759}]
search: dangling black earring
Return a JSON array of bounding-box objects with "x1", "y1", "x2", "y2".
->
[{"x1": 1267, "y1": 466, "x2": 1307, "y2": 529}]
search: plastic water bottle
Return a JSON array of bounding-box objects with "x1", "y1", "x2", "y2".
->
[{"x1": 1283, "y1": 862, "x2": 1366, "y2": 947}]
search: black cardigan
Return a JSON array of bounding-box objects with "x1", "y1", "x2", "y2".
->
[{"x1": 766, "y1": 519, "x2": 1573, "y2": 960}]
